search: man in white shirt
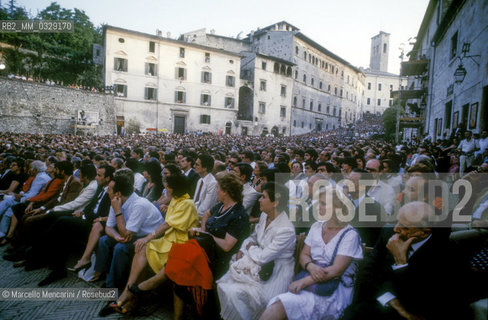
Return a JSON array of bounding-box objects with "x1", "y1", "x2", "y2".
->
[
  {"x1": 124, "y1": 158, "x2": 146, "y2": 195},
  {"x1": 458, "y1": 130, "x2": 479, "y2": 175},
  {"x1": 94, "y1": 174, "x2": 163, "y2": 291},
  {"x1": 365, "y1": 159, "x2": 396, "y2": 215},
  {"x1": 475, "y1": 130, "x2": 488, "y2": 159},
  {"x1": 193, "y1": 154, "x2": 218, "y2": 217}
]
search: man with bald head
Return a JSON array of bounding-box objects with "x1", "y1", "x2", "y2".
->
[{"x1": 343, "y1": 202, "x2": 468, "y2": 320}]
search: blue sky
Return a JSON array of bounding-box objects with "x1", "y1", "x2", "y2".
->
[{"x1": 17, "y1": 0, "x2": 429, "y2": 73}]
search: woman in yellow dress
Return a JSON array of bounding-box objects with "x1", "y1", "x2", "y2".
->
[{"x1": 110, "y1": 173, "x2": 199, "y2": 313}]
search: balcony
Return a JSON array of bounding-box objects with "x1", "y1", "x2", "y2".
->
[
  {"x1": 400, "y1": 59, "x2": 429, "y2": 76},
  {"x1": 390, "y1": 88, "x2": 427, "y2": 100}
]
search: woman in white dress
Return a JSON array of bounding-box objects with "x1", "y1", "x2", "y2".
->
[
  {"x1": 260, "y1": 186, "x2": 363, "y2": 320},
  {"x1": 217, "y1": 182, "x2": 296, "y2": 320}
]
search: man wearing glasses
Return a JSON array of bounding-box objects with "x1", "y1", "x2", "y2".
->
[{"x1": 365, "y1": 159, "x2": 396, "y2": 216}]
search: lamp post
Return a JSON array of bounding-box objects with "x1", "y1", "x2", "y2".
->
[{"x1": 395, "y1": 44, "x2": 405, "y2": 144}]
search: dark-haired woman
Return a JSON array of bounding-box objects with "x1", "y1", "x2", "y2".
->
[
  {"x1": 111, "y1": 173, "x2": 198, "y2": 313},
  {"x1": 153, "y1": 163, "x2": 180, "y2": 214},
  {"x1": 141, "y1": 160, "x2": 163, "y2": 202},
  {"x1": 0, "y1": 158, "x2": 26, "y2": 195},
  {"x1": 217, "y1": 182, "x2": 296, "y2": 320}
]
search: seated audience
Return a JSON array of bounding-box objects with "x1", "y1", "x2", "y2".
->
[
  {"x1": 217, "y1": 182, "x2": 296, "y2": 320},
  {"x1": 261, "y1": 186, "x2": 363, "y2": 320}
]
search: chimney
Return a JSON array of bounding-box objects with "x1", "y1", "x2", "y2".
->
[
  {"x1": 166, "y1": 32, "x2": 171, "y2": 38},
  {"x1": 156, "y1": 29, "x2": 162, "y2": 37},
  {"x1": 210, "y1": 29, "x2": 215, "y2": 35}
]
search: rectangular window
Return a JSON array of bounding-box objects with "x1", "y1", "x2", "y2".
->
[
  {"x1": 319, "y1": 81, "x2": 323, "y2": 89},
  {"x1": 318, "y1": 104, "x2": 322, "y2": 112},
  {"x1": 225, "y1": 97, "x2": 235, "y2": 108},
  {"x1": 450, "y1": 31, "x2": 458, "y2": 59},
  {"x1": 310, "y1": 101, "x2": 313, "y2": 111},
  {"x1": 311, "y1": 78, "x2": 314, "y2": 86},
  {"x1": 295, "y1": 46, "x2": 299, "y2": 55},
  {"x1": 390, "y1": 84, "x2": 393, "y2": 91},
  {"x1": 176, "y1": 67, "x2": 186, "y2": 80},
  {"x1": 201, "y1": 94, "x2": 211, "y2": 106},
  {"x1": 327, "y1": 105, "x2": 330, "y2": 114},
  {"x1": 378, "y1": 83, "x2": 382, "y2": 91},
  {"x1": 340, "y1": 89, "x2": 343, "y2": 97},
  {"x1": 260, "y1": 80, "x2": 266, "y2": 91},
  {"x1": 262, "y1": 61, "x2": 267, "y2": 70},
  {"x1": 201, "y1": 71, "x2": 212, "y2": 84},
  {"x1": 144, "y1": 87, "x2": 157, "y2": 100},
  {"x1": 114, "y1": 58, "x2": 128, "y2": 72},
  {"x1": 258, "y1": 102, "x2": 266, "y2": 114},
  {"x1": 280, "y1": 85, "x2": 286, "y2": 97},
  {"x1": 149, "y1": 41, "x2": 155, "y2": 53},
  {"x1": 367, "y1": 98, "x2": 371, "y2": 105},
  {"x1": 389, "y1": 99, "x2": 393, "y2": 106},
  {"x1": 293, "y1": 96, "x2": 297, "y2": 107},
  {"x1": 200, "y1": 114, "x2": 211, "y2": 124},
  {"x1": 303, "y1": 74, "x2": 307, "y2": 83},
  {"x1": 226, "y1": 75, "x2": 235, "y2": 87},
  {"x1": 367, "y1": 82, "x2": 371, "y2": 90},
  {"x1": 301, "y1": 121, "x2": 304, "y2": 128},
  {"x1": 377, "y1": 99, "x2": 381, "y2": 106},
  {"x1": 328, "y1": 84, "x2": 331, "y2": 92},
  {"x1": 179, "y1": 47, "x2": 185, "y2": 58},
  {"x1": 205, "y1": 52, "x2": 210, "y2": 63},
  {"x1": 295, "y1": 70, "x2": 298, "y2": 79},
  {"x1": 334, "y1": 87, "x2": 337, "y2": 95},
  {"x1": 302, "y1": 98, "x2": 306, "y2": 108},
  {"x1": 293, "y1": 120, "x2": 296, "y2": 127},
  {"x1": 383, "y1": 43, "x2": 387, "y2": 53},
  {"x1": 174, "y1": 91, "x2": 186, "y2": 103},
  {"x1": 145, "y1": 63, "x2": 157, "y2": 76},
  {"x1": 115, "y1": 84, "x2": 127, "y2": 97},
  {"x1": 280, "y1": 106, "x2": 286, "y2": 117}
]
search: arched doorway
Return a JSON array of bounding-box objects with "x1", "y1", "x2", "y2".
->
[
  {"x1": 271, "y1": 126, "x2": 279, "y2": 137},
  {"x1": 238, "y1": 86, "x2": 253, "y2": 121}
]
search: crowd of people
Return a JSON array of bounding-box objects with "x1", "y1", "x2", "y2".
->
[
  {"x1": 6, "y1": 74, "x2": 101, "y2": 92},
  {"x1": 0, "y1": 117, "x2": 487, "y2": 319}
]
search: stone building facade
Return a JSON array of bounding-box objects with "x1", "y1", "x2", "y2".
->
[
  {"x1": 242, "y1": 22, "x2": 365, "y2": 134},
  {"x1": 238, "y1": 52, "x2": 294, "y2": 136},
  {"x1": 0, "y1": 77, "x2": 115, "y2": 135},
  {"x1": 105, "y1": 21, "x2": 365, "y2": 135},
  {"x1": 402, "y1": 0, "x2": 488, "y2": 140},
  {"x1": 104, "y1": 26, "x2": 241, "y2": 135}
]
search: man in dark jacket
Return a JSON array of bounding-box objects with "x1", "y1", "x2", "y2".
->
[{"x1": 343, "y1": 201, "x2": 469, "y2": 320}]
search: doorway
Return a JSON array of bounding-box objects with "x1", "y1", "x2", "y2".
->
[{"x1": 174, "y1": 116, "x2": 185, "y2": 134}]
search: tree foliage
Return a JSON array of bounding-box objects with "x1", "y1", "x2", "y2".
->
[
  {"x1": 382, "y1": 99, "x2": 405, "y2": 140},
  {"x1": 0, "y1": 1, "x2": 103, "y2": 88}
]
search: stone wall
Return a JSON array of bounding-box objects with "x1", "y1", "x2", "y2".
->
[{"x1": 0, "y1": 77, "x2": 116, "y2": 135}]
